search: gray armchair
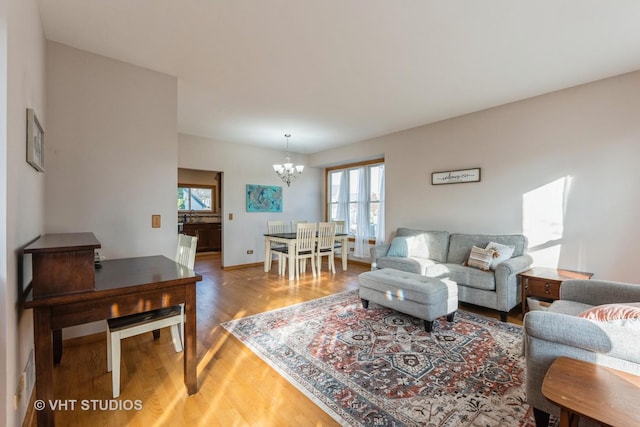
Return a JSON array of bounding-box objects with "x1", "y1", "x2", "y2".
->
[{"x1": 523, "y1": 279, "x2": 640, "y2": 427}]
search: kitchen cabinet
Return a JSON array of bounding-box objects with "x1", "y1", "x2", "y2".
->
[{"x1": 182, "y1": 222, "x2": 221, "y2": 252}]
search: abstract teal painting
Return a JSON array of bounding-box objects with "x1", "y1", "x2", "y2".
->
[{"x1": 246, "y1": 184, "x2": 283, "y2": 212}]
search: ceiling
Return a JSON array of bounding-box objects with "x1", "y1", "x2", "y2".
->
[{"x1": 37, "y1": 1, "x2": 640, "y2": 154}]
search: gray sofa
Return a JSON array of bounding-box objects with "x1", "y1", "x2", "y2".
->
[
  {"x1": 524, "y1": 279, "x2": 640, "y2": 427},
  {"x1": 370, "y1": 228, "x2": 533, "y2": 321}
]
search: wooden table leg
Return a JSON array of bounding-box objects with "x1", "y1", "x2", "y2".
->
[
  {"x1": 340, "y1": 235, "x2": 348, "y2": 270},
  {"x1": 184, "y1": 282, "x2": 198, "y2": 394},
  {"x1": 264, "y1": 238, "x2": 271, "y2": 272},
  {"x1": 287, "y1": 241, "x2": 296, "y2": 280},
  {"x1": 53, "y1": 329, "x2": 62, "y2": 365},
  {"x1": 34, "y1": 308, "x2": 55, "y2": 427}
]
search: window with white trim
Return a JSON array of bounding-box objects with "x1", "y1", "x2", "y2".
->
[{"x1": 327, "y1": 161, "x2": 385, "y2": 251}]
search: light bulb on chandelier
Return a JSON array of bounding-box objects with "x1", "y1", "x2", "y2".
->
[{"x1": 272, "y1": 133, "x2": 304, "y2": 186}]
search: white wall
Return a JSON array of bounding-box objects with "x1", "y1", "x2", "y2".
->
[
  {"x1": 1, "y1": 0, "x2": 46, "y2": 425},
  {"x1": 45, "y1": 42, "x2": 178, "y2": 337},
  {"x1": 178, "y1": 133, "x2": 323, "y2": 267},
  {"x1": 311, "y1": 71, "x2": 640, "y2": 282}
]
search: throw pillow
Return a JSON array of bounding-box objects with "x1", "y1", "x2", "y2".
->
[
  {"x1": 578, "y1": 303, "x2": 640, "y2": 323},
  {"x1": 387, "y1": 236, "x2": 411, "y2": 257},
  {"x1": 466, "y1": 246, "x2": 496, "y2": 271},
  {"x1": 485, "y1": 241, "x2": 515, "y2": 270}
]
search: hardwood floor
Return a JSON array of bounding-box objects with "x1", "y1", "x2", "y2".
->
[{"x1": 31, "y1": 254, "x2": 524, "y2": 427}]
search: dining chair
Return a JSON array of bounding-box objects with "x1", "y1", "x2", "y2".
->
[
  {"x1": 332, "y1": 220, "x2": 346, "y2": 252},
  {"x1": 273, "y1": 222, "x2": 317, "y2": 279},
  {"x1": 267, "y1": 220, "x2": 287, "y2": 275},
  {"x1": 106, "y1": 234, "x2": 197, "y2": 398},
  {"x1": 290, "y1": 220, "x2": 307, "y2": 232},
  {"x1": 316, "y1": 222, "x2": 337, "y2": 275}
]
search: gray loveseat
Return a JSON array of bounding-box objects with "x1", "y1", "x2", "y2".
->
[
  {"x1": 524, "y1": 279, "x2": 640, "y2": 427},
  {"x1": 370, "y1": 228, "x2": 533, "y2": 321}
]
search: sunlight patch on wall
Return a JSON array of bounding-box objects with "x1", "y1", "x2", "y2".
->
[{"x1": 522, "y1": 176, "x2": 572, "y2": 267}]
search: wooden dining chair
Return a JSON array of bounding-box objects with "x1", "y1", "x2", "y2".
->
[
  {"x1": 290, "y1": 220, "x2": 307, "y2": 232},
  {"x1": 332, "y1": 220, "x2": 346, "y2": 252},
  {"x1": 316, "y1": 222, "x2": 337, "y2": 275},
  {"x1": 267, "y1": 220, "x2": 287, "y2": 275},
  {"x1": 106, "y1": 234, "x2": 197, "y2": 398},
  {"x1": 273, "y1": 222, "x2": 317, "y2": 279}
]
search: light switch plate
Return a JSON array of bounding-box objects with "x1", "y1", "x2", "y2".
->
[{"x1": 152, "y1": 214, "x2": 161, "y2": 228}]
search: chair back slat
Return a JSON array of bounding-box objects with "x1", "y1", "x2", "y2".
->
[
  {"x1": 267, "y1": 220, "x2": 287, "y2": 234},
  {"x1": 317, "y1": 222, "x2": 337, "y2": 251},
  {"x1": 332, "y1": 220, "x2": 345, "y2": 234},
  {"x1": 176, "y1": 234, "x2": 198, "y2": 269},
  {"x1": 296, "y1": 222, "x2": 317, "y2": 253},
  {"x1": 291, "y1": 220, "x2": 307, "y2": 232}
]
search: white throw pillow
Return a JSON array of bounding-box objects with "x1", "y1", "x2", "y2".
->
[{"x1": 485, "y1": 242, "x2": 515, "y2": 270}]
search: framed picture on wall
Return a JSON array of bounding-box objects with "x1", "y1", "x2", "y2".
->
[
  {"x1": 431, "y1": 167, "x2": 480, "y2": 185},
  {"x1": 26, "y1": 108, "x2": 45, "y2": 172}
]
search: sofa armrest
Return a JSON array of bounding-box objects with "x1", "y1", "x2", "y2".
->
[
  {"x1": 495, "y1": 254, "x2": 533, "y2": 276},
  {"x1": 561, "y1": 279, "x2": 640, "y2": 306},
  {"x1": 492, "y1": 254, "x2": 533, "y2": 311},
  {"x1": 370, "y1": 243, "x2": 391, "y2": 269},
  {"x1": 525, "y1": 310, "x2": 640, "y2": 365},
  {"x1": 524, "y1": 311, "x2": 611, "y2": 353}
]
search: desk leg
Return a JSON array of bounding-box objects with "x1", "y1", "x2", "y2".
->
[
  {"x1": 264, "y1": 238, "x2": 271, "y2": 272},
  {"x1": 53, "y1": 329, "x2": 62, "y2": 365},
  {"x1": 184, "y1": 283, "x2": 198, "y2": 394},
  {"x1": 34, "y1": 308, "x2": 55, "y2": 427}
]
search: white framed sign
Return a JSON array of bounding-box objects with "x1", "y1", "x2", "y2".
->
[{"x1": 432, "y1": 168, "x2": 480, "y2": 185}]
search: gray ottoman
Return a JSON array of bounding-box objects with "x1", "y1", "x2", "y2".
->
[{"x1": 358, "y1": 268, "x2": 458, "y2": 332}]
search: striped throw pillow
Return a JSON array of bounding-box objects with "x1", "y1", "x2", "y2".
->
[{"x1": 466, "y1": 246, "x2": 496, "y2": 271}]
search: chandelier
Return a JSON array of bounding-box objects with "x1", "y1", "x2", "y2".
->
[{"x1": 272, "y1": 134, "x2": 304, "y2": 186}]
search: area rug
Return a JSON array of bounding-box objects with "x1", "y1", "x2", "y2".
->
[{"x1": 222, "y1": 290, "x2": 541, "y2": 426}]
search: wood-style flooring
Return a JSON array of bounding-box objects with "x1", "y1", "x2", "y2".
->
[{"x1": 29, "y1": 254, "x2": 523, "y2": 427}]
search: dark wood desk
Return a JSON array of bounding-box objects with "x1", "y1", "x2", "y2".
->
[
  {"x1": 24, "y1": 255, "x2": 202, "y2": 427},
  {"x1": 263, "y1": 232, "x2": 349, "y2": 280},
  {"x1": 542, "y1": 357, "x2": 640, "y2": 427}
]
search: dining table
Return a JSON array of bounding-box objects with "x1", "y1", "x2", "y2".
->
[{"x1": 263, "y1": 232, "x2": 349, "y2": 280}]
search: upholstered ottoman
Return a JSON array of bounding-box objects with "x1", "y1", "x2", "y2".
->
[{"x1": 358, "y1": 268, "x2": 458, "y2": 332}]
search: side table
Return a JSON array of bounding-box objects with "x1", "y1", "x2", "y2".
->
[
  {"x1": 542, "y1": 357, "x2": 640, "y2": 427},
  {"x1": 519, "y1": 267, "x2": 593, "y2": 316}
]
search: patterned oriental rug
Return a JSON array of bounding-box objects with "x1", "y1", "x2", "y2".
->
[{"x1": 222, "y1": 290, "x2": 542, "y2": 427}]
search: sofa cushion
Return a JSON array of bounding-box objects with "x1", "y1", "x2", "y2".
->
[
  {"x1": 395, "y1": 228, "x2": 450, "y2": 263},
  {"x1": 485, "y1": 241, "x2": 515, "y2": 270},
  {"x1": 425, "y1": 263, "x2": 496, "y2": 291},
  {"x1": 548, "y1": 300, "x2": 594, "y2": 316},
  {"x1": 447, "y1": 233, "x2": 527, "y2": 264},
  {"x1": 377, "y1": 256, "x2": 438, "y2": 275}
]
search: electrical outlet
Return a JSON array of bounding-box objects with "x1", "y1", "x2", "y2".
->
[
  {"x1": 14, "y1": 372, "x2": 25, "y2": 410},
  {"x1": 246, "y1": 250, "x2": 253, "y2": 254},
  {"x1": 14, "y1": 350, "x2": 34, "y2": 411}
]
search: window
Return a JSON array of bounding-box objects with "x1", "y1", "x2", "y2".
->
[
  {"x1": 326, "y1": 160, "x2": 384, "y2": 240},
  {"x1": 178, "y1": 185, "x2": 215, "y2": 212}
]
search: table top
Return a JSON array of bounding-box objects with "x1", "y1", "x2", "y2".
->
[
  {"x1": 265, "y1": 232, "x2": 348, "y2": 239},
  {"x1": 24, "y1": 232, "x2": 101, "y2": 253},
  {"x1": 519, "y1": 267, "x2": 593, "y2": 281},
  {"x1": 542, "y1": 357, "x2": 640, "y2": 426},
  {"x1": 24, "y1": 255, "x2": 202, "y2": 308}
]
